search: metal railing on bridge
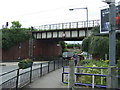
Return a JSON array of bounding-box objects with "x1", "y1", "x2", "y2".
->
[{"x1": 34, "y1": 20, "x2": 100, "y2": 31}]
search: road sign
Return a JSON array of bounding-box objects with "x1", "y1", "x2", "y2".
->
[{"x1": 100, "y1": 5, "x2": 120, "y2": 33}]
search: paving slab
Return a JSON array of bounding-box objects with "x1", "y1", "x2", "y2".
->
[{"x1": 24, "y1": 68, "x2": 68, "y2": 88}]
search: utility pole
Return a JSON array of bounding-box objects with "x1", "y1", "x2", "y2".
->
[
  {"x1": 108, "y1": 1, "x2": 118, "y2": 88},
  {"x1": 103, "y1": 0, "x2": 118, "y2": 88}
]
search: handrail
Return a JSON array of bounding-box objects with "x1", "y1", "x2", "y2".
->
[
  {"x1": 64, "y1": 66, "x2": 108, "y2": 69},
  {"x1": 34, "y1": 20, "x2": 100, "y2": 31},
  {"x1": 64, "y1": 66, "x2": 120, "y2": 69},
  {"x1": 63, "y1": 72, "x2": 107, "y2": 77},
  {"x1": 0, "y1": 68, "x2": 19, "y2": 77},
  {"x1": 0, "y1": 59, "x2": 69, "y2": 89}
]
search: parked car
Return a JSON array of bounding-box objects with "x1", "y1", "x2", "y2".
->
[{"x1": 62, "y1": 52, "x2": 74, "y2": 59}]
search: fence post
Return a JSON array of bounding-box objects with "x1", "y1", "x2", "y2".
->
[
  {"x1": 58, "y1": 60, "x2": 59, "y2": 68},
  {"x1": 62, "y1": 66, "x2": 64, "y2": 83},
  {"x1": 68, "y1": 59, "x2": 75, "y2": 90},
  {"x1": 101, "y1": 69, "x2": 103, "y2": 85},
  {"x1": 76, "y1": 22, "x2": 78, "y2": 28},
  {"x1": 16, "y1": 69, "x2": 19, "y2": 90},
  {"x1": 54, "y1": 60, "x2": 55, "y2": 70},
  {"x1": 62, "y1": 59, "x2": 63, "y2": 67},
  {"x1": 63, "y1": 66, "x2": 65, "y2": 73},
  {"x1": 48, "y1": 62, "x2": 50, "y2": 73},
  {"x1": 30, "y1": 66, "x2": 32, "y2": 83},
  {"x1": 40, "y1": 63, "x2": 42, "y2": 77},
  {"x1": 92, "y1": 75, "x2": 95, "y2": 88}
]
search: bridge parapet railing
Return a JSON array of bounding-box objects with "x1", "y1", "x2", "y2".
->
[{"x1": 34, "y1": 20, "x2": 100, "y2": 31}]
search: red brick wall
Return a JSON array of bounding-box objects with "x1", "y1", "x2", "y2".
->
[
  {"x1": 33, "y1": 40, "x2": 61, "y2": 57},
  {"x1": 2, "y1": 40, "x2": 29, "y2": 61},
  {"x1": 2, "y1": 40, "x2": 61, "y2": 61}
]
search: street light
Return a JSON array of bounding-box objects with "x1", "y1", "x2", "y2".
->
[
  {"x1": 69, "y1": 7, "x2": 88, "y2": 36},
  {"x1": 103, "y1": 0, "x2": 118, "y2": 88},
  {"x1": 103, "y1": 0, "x2": 116, "y2": 66}
]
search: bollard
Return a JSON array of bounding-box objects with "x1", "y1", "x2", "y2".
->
[{"x1": 68, "y1": 58, "x2": 75, "y2": 90}]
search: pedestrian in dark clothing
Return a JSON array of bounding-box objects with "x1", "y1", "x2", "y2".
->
[{"x1": 73, "y1": 53, "x2": 78, "y2": 66}]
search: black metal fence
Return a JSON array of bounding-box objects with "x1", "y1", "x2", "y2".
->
[{"x1": 0, "y1": 59, "x2": 69, "y2": 89}]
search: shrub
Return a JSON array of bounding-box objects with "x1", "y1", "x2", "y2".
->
[
  {"x1": 77, "y1": 59, "x2": 109, "y2": 86},
  {"x1": 18, "y1": 58, "x2": 33, "y2": 69}
]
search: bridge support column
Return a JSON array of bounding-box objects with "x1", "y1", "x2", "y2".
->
[{"x1": 33, "y1": 40, "x2": 61, "y2": 59}]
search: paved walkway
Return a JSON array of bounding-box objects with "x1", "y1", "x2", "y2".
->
[{"x1": 23, "y1": 68, "x2": 68, "y2": 88}]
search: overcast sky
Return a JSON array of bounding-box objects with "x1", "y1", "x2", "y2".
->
[
  {"x1": 1, "y1": 0, "x2": 120, "y2": 43},
  {"x1": 1, "y1": 0, "x2": 118, "y2": 28},
  {"x1": 1, "y1": 0, "x2": 120, "y2": 28}
]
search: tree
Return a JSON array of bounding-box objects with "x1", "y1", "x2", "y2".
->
[
  {"x1": 59, "y1": 41, "x2": 66, "y2": 52},
  {"x1": 82, "y1": 36, "x2": 91, "y2": 53},
  {"x1": 91, "y1": 26, "x2": 100, "y2": 36},
  {"x1": 10, "y1": 21, "x2": 22, "y2": 29},
  {"x1": 89, "y1": 36, "x2": 109, "y2": 59},
  {"x1": 82, "y1": 35, "x2": 120, "y2": 60}
]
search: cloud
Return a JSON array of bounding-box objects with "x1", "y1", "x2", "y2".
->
[{"x1": 1, "y1": 0, "x2": 119, "y2": 28}]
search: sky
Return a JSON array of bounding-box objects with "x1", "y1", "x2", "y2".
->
[
  {"x1": 1, "y1": 0, "x2": 120, "y2": 43},
  {"x1": 0, "y1": 0, "x2": 112, "y2": 28}
]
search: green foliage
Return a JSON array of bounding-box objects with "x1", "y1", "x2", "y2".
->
[
  {"x1": 77, "y1": 59, "x2": 109, "y2": 86},
  {"x1": 82, "y1": 36, "x2": 91, "y2": 52},
  {"x1": 10, "y1": 21, "x2": 22, "y2": 29},
  {"x1": 66, "y1": 43, "x2": 81, "y2": 48},
  {"x1": 82, "y1": 36, "x2": 109, "y2": 59},
  {"x1": 2, "y1": 29, "x2": 30, "y2": 50},
  {"x1": 89, "y1": 36, "x2": 109, "y2": 59},
  {"x1": 79, "y1": 59, "x2": 109, "y2": 67},
  {"x1": 59, "y1": 41, "x2": 66, "y2": 52},
  {"x1": 82, "y1": 35, "x2": 120, "y2": 59},
  {"x1": 91, "y1": 26, "x2": 100, "y2": 35},
  {"x1": 18, "y1": 58, "x2": 33, "y2": 69},
  {"x1": 2, "y1": 21, "x2": 31, "y2": 50},
  {"x1": 116, "y1": 40, "x2": 120, "y2": 60},
  {"x1": 82, "y1": 26, "x2": 120, "y2": 59}
]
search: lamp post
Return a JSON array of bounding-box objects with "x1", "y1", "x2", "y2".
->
[
  {"x1": 103, "y1": 0, "x2": 118, "y2": 88},
  {"x1": 69, "y1": 7, "x2": 88, "y2": 36}
]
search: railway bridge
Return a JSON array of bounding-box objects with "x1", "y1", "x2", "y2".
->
[{"x1": 31, "y1": 20, "x2": 100, "y2": 60}]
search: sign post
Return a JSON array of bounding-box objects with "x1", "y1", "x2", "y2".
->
[{"x1": 102, "y1": 0, "x2": 118, "y2": 88}]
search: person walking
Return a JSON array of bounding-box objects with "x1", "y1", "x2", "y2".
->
[{"x1": 73, "y1": 53, "x2": 78, "y2": 66}]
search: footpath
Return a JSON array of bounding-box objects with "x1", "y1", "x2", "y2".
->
[{"x1": 23, "y1": 68, "x2": 68, "y2": 88}]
